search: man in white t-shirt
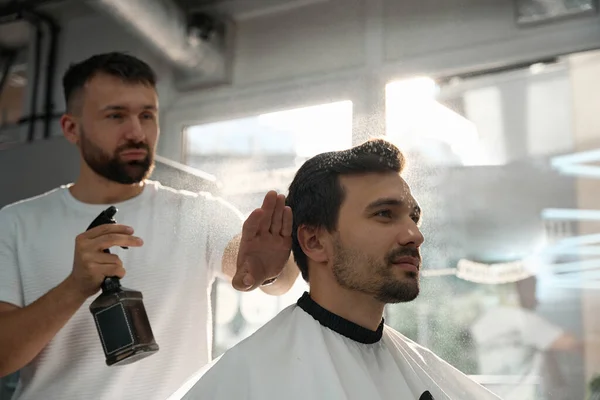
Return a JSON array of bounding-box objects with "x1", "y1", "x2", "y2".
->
[
  {"x1": 0, "y1": 52, "x2": 299, "y2": 400},
  {"x1": 470, "y1": 276, "x2": 581, "y2": 400}
]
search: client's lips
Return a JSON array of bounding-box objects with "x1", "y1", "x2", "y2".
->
[{"x1": 391, "y1": 256, "x2": 420, "y2": 273}]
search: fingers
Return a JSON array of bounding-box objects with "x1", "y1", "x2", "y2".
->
[
  {"x1": 244, "y1": 191, "x2": 293, "y2": 239},
  {"x1": 269, "y1": 194, "x2": 286, "y2": 235},
  {"x1": 91, "y1": 233, "x2": 144, "y2": 251},
  {"x1": 77, "y1": 252, "x2": 126, "y2": 292},
  {"x1": 232, "y1": 260, "x2": 263, "y2": 292},
  {"x1": 241, "y1": 209, "x2": 264, "y2": 240},
  {"x1": 80, "y1": 251, "x2": 124, "y2": 269},
  {"x1": 112, "y1": 266, "x2": 126, "y2": 279},
  {"x1": 94, "y1": 252, "x2": 123, "y2": 265},
  {"x1": 76, "y1": 223, "x2": 143, "y2": 254},
  {"x1": 84, "y1": 223, "x2": 134, "y2": 239},
  {"x1": 281, "y1": 206, "x2": 293, "y2": 237},
  {"x1": 89, "y1": 262, "x2": 127, "y2": 279},
  {"x1": 258, "y1": 191, "x2": 277, "y2": 233},
  {"x1": 231, "y1": 264, "x2": 255, "y2": 291},
  {"x1": 72, "y1": 226, "x2": 135, "y2": 297}
]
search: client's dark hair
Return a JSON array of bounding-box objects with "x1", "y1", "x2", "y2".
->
[
  {"x1": 62, "y1": 52, "x2": 157, "y2": 113},
  {"x1": 286, "y1": 138, "x2": 405, "y2": 281}
]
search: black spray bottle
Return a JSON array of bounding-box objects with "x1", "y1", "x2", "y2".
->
[{"x1": 87, "y1": 206, "x2": 159, "y2": 366}]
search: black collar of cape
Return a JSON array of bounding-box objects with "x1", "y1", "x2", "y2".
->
[{"x1": 296, "y1": 292, "x2": 384, "y2": 344}]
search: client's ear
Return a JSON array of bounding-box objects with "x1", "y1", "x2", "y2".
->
[{"x1": 297, "y1": 225, "x2": 329, "y2": 264}]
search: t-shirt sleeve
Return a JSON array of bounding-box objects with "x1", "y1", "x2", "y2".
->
[
  {"x1": 0, "y1": 207, "x2": 24, "y2": 308},
  {"x1": 519, "y1": 309, "x2": 565, "y2": 350},
  {"x1": 198, "y1": 192, "x2": 244, "y2": 281}
]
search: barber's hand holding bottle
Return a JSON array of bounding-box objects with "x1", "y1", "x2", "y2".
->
[{"x1": 67, "y1": 224, "x2": 144, "y2": 297}]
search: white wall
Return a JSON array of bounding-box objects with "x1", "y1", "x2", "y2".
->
[{"x1": 381, "y1": 0, "x2": 600, "y2": 75}]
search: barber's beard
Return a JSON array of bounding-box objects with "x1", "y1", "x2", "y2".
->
[
  {"x1": 331, "y1": 239, "x2": 420, "y2": 304},
  {"x1": 80, "y1": 130, "x2": 154, "y2": 184}
]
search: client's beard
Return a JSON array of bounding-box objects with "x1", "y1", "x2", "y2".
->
[{"x1": 332, "y1": 240, "x2": 420, "y2": 304}]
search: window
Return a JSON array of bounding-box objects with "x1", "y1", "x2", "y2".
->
[
  {"x1": 186, "y1": 100, "x2": 353, "y2": 215},
  {"x1": 386, "y1": 77, "x2": 487, "y2": 167},
  {"x1": 384, "y1": 64, "x2": 585, "y2": 399},
  {"x1": 185, "y1": 100, "x2": 353, "y2": 356},
  {"x1": 385, "y1": 67, "x2": 573, "y2": 167}
]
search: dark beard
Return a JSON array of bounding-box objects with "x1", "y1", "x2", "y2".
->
[
  {"x1": 80, "y1": 131, "x2": 154, "y2": 184},
  {"x1": 331, "y1": 240, "x2": 420, "y2": 304}
]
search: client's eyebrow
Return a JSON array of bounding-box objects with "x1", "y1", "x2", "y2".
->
[
  {"x1": 101, "y1": 105, "x2": 157, "y2": 112},
  {"x1": 365, "y1": 198, "x2": 404, "y2": 211},
  {"x1": 365, "y1": 198, "x2": 422, "y2": 219}
]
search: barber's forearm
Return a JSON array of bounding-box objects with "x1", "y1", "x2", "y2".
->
[
  {"x1": 222, "y1": 234, "x2": 241, "y2": 281},
  {"x1": 260, "y1": 258, "x2": 299, "y2": 296},
  {"x1": 0, "y1": 276, "x2": 88, "y2": 377},
  {"x1": 550, "y1": 333, "x2": 582, "y2": 352}
]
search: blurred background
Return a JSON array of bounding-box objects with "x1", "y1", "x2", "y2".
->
[{"x1": 2, "y1": 0, "x2": 600, "y2": 399}]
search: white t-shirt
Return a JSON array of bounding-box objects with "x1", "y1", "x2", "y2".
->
[
  {"x1": 470, "y1": 306, "x2": 564, "y2": 399},
  {"x1": 0, "y1": 180, "x2": 244, "y2": 400}
]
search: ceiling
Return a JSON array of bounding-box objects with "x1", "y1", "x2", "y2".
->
[
  {"x1": 174, "y1": 0, "x2": 329, "y2": 20},
  {"x1": 0, "y1": 0, "x2": 331, "y2": 19},
  {"x1": 0, "y1": 0, "x2": 93, "y2": 53},
  {"x1": 0, "y1": 0, "x2": 329, "y2": 86},
  {"x1": 0, "y1": 0, "x2": 331, "y2": 43}
]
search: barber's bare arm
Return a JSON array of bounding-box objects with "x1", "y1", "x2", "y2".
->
[
  {"x1": 550, "y1": 333, "x2": 583, "y2": 353},
  {"x1": 0, "y1": 224, "x2": 143, "y2": 378}
]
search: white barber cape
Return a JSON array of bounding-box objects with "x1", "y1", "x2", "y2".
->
[{"x1": 169, "y1": 293, "x2": 500, "y2": 400}]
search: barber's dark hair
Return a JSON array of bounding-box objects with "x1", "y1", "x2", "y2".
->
[
  {"x1": 286, "y1": 138, "x2": 405, "y2": 281},
  {"x1": 62, "y1": 52, "x2": 157, "y2": 112}
]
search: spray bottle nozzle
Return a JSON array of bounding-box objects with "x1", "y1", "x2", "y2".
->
[{"x1": 87, "y1": 206, "x2": 128, "y2": 250}]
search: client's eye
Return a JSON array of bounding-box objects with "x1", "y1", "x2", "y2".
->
[
  {"x1": 374, "y1": 209, "x2": 393, "y2": 219},
  {"x1": 411, "y1": 214, "x2": 422, "y2": 226}
]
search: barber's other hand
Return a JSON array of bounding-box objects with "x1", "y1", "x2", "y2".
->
[
  {"x1": 233, "y1": 191, "x2": 293, "y2": 292},
  {"x1": 68, "y1": 224, "x2": 144, "y2": 297}
]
